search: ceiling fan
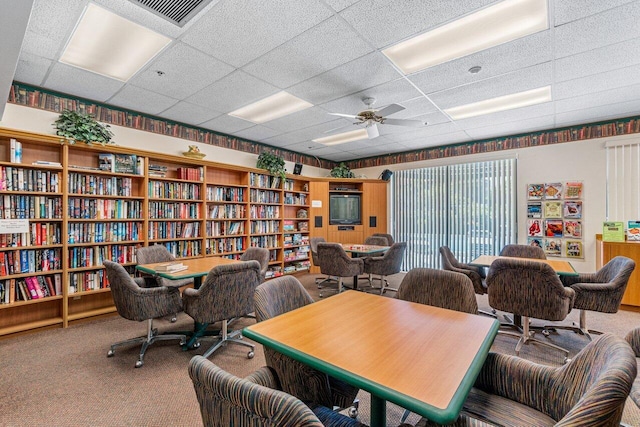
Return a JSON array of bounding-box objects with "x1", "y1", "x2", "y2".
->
[{"x1": 325, "y1": 97, "x2": 426, "y2": 139}]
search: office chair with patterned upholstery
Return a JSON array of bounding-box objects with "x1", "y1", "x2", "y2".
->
[
  {"x1": 136, "y1": 244, "x2": 194, "y2": 288},
  {"x1": 103, "y1": 260, "x2": 186, "y2": 368},
  {"x1": 363, "y1": 242, "x2": 407, "y2": 294},
  {"x1": 486, "y1": 257, "x2": 575, "y2": 361},
  {"x1": 625, "y1": 327, "x2": 640, "y2": 408},
  {"x1": 182, "y1": 261, "x2": 262, "y2": 359},
  {"x1": 554, "y1": 256, "x2": 635, "y2": 340},
  {"x1": 372, "y1": 233, "x2": 394, "y2": 245},
  {"x1": 316, "y1": 243, "x2": 363, "y2": 297},
  {"x1": 240, "y1": 247, "x2": 270, "y2": 282},
  {"x1": 188, "y1": 356, "x2": 368, "y2": 427},
  {"x1": 413, "y1": 333, "x2": 636, "y2": 427},
  {"x1": 310, "y1": 237, "x2": 338, "y2": 288},
  {"x1": 363, "y1": 235, "x2": 389, "y2": 246},
  {"x1": 499, "y1": 244, "x2": 546, "y2": 259},
  {"x1": 254, "y1": 276, "x2": 360, "y2": 418}
]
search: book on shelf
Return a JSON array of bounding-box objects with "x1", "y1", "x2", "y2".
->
[
  {"x1": 154, "y1": 262, "x2": 187, "y2": 272},
  {"x1": 628, "y1": 221, "x2": 640, "y2": 241},
  {"x1": 114, "y1": 154, "x2": 137, "y2": 174},
  {"x1": 10, "y1": 139, "x2": 22, "y2": 163},
  {"x1": 98, "y1": 153, "x2": 115, "y2": 172},
  {"x1": 32, "y1": 160, "x2": 62, "y2": 167}
]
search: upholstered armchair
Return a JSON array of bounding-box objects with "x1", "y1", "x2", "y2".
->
[
  {"x1": 240, "y1": 247, "x2": 270, "y2": 282},
  {"x1": 103, "y1": 260, "x2": 186, "y2": 368},
  {"x1": 373, "y1": 233, "x2": 395, "y2": 245},
  {"x1": 556, "y1": 256, "x2": 635, "y2": 340},
  {"x1": 182, "y1": 261, "x2": 262, "y2": 359},
  {"x1": 499, "y1": 243, "x2": 546, "y2": 259},
  {"x1": 364, "y1": 235, "x2": 389, "y2": 246},
  {"x1": 254, "y1": 276, "x2": 360, "y2": 416},
  {"x1": 310, "y1": 237, "x2": 338, "y2": 288},
  {"x1": 486, "y1": 258, "x2": 575, "y2": 360},
  {"x1": 363, "y1": 242, "x2": 407, "y2": 294},
  {"x1": 396, "y1": 268, "x2": 478, "y2": 315},
  {"x1": 414, "y1": 334, "x2": 636, "y2": 427},
  {"x1": 135, "y1": 244, "x2": 194, "y2": 288},
  {"x1": 188, "y1": 356, "x2": 368, "y2": 427},
  {"x1": 625, "y1": 327, "x2": 640, "y2": 408},
  {"x1": 316, "y1": 243, "x2": 364, "y2": 296}
]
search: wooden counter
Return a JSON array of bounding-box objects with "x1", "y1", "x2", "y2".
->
[{"x1": 596, "y1": 234, "x2": 640, "y2": 307}]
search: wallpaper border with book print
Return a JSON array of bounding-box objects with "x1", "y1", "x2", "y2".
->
[{"x1": 8, "y1": 82, "x2": 640, "y2": 172}]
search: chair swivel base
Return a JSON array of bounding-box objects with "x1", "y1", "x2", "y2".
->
[
  {"x1": 192, "y1": 319, "x2": 255, "y2": 359},
  {"x1": 544, "y1": 310, "x2": 602, "y2": 342},
  {"x1": 503, "y1": 317, "x2": 570, "y2": 363},
  {"x1": 107, "y1": 319, "x2": 186, "y2": 368}
]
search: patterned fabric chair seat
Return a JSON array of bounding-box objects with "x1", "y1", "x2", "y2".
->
[
  {"x1": 625, "y1": 327, "x2": 640, "y2": 407},
  {"x1": 240, "y1": 247, "x2": 270, "y2": 282},
  {"x1": 363, "y1": 242, "x2": 407, "y2": 294},
  {"x1": 364, "y1": 235, "x2": 389, "y2": 246},
  {"x1": 499, "y1": 244, "x2": 546, "y2": 259}
]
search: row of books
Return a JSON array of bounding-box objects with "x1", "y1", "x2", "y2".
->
[
  {"x1": 0, "y1": 274, "x2": 62, "y2": 304},
  {"x1": 0, "y1": 248, "x2": 62, "y2": 275},
  {"x1": 160, "y1": 240, "x2": 202, "y2": 258},
  {"x1": 249, "y1": 235, "x2": 279, "y2": 249},
  {"x1": 98, "y1": 153, "x2": 143, "y2": 175},
  {"x1": 0, "y1": 222, "x2": 62, "y2": 247},
  {"x1": 68, "y1": 245, "x2": 139, "y2": 269},
  {"x1": 0, "y1": 166, "x2": 61, "y2": 192},
  {"x1": 206, "y1": 220, "x2": 245, "y2": 236},
  {"x1": 250, "y1": 205, "x2": 280, "y2": 219},
  {"x1": 283, "y1": 247, "x2": 310, "y2": 262},
  {"x1": 283, "y1": 221, "x2": 309, "y2": 232},
  {"x1": 69, "y1": 270, "x2": 109, "y2": 293},
  {"x1": 283, "y1": 234, "x2": 309, "y2": 247},
  {"x1": 208, "y1": 204, "x2": 246, "y2": 219},
  {"x1": 250, "y1": 189, "x2": 281, "y2": 204},
  {"x1": 205, "y1": 237, "x2": 245, "y2": 254},
  {"x1": 67, "y1": 197, "x2": 143, "y2": 219},
  {"x1": 147, "y1": 221, "x2": 201, "y2": 240},
  {"x1": 148, "y1": 201, "x2": 200, "y2": 219},
  {"x1": 250, "y1": 220, "x2": 280, "y2": 234},
  {"x1": 68, "y1": 173, "x2": 134, "y2": 197},
  {"x1": 177, "y1": 166, "x2": 204, "y2": 181},
  {"x1": 68, "y1": 221, "x2": 142, "y2": 244},
  {"x1": 283, "y1": 192, "x2": 308, "y2": 205},
  {"x1": 206, "y1": 186, "x2": 245, "y2": 202},
  {"x1": 1, "y1": 195, "x2": 63, "y2": 220},
  {"x1": 250, "y1": 173, "x2": 281, "y2": 189},
  {"x1": 148, "y1": 181, "x2": 201, "y2": 199}
]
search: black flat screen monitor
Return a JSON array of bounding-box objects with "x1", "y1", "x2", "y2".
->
[{"x1": 329, "y1": 194, "x2": 361, "y2": 225}]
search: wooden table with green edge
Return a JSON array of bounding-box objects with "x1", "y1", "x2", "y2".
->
[{"x1": 243, "y1": 291, "x2": 500, "y2": 427}]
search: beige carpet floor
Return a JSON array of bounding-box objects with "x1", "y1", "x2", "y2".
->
[{"x1": 0, "y1": 272, "x2": 639, "y2": 426}]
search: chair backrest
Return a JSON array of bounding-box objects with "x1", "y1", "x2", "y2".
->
[
  {"x1": 317, "y1": 243, "x2": 363, "y2": 277},
  {"x1": 595, "y1": 255, "x2": 636, "y2": 291},
  {"x1": 486, "y1": 258, "x2": 574, "y2": 321},
  {"x1": 103, "y1": 260, "x2": 181, "y2": 322},
  {"x1": 499, "y1": 244, "x2": 546, "y2": 259},
  {"x1": 439, "y1": 246, "x2": 486, "y2": 295},
  {"x1": 135, "y1": 244, "x2": 175, "y2": 264},
  {"x1": 240, "y1": 247, "x2": 270, "y2": 280},
  {"x1": 188, "y1": 261, "x2": 262, "y2": 323},
  {"x1": 397, "y1": 268, "x2": 478, "y2": 314},
  {"x1": 309, "y1": 237, "x2": 325, "y2": 266},
  {"x1": 373, "y1": 233, "x2": 394, "y2": 245},
  {"x1": 624, "y1": 327, "x2": 640, "y2": 408},
  {"x1": 364, "y1": 236, "x2": 388, "y2": 246},
  {"x1": 366, "y1": 242, "x2": 407, "y2": 276},
  {"x1": 254, "y1": 276, "x2": 314, "y2": 322},
  {"x1": 188, "y1": 356, "x2": 325, "y2": 427}
]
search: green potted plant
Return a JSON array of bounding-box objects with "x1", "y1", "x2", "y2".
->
[
  {"x1": 257, "y1": 151, "x2": 286, "y2": 180},
  {"x1": 53, "y1": 109, "x2": 114, "y2": 145},
  {"x1": 330, "y1": 162, "x2": 355, "y2": 178}
]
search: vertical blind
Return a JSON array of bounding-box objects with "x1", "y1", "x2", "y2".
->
[
  {"x1": 391, "y1": 158, "x2": 516, "y2": 270},
  {"x1": 606, "y1": 139, "x2": 640, "y2": 221}
]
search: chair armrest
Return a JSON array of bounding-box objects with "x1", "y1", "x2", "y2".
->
[
  {"x1": 561, "y1": 272, "x2": 598, "y2": 286},
  {"x1": 570, "y1": 281, "x2": 614, "y2": 293},
  {"x1": 245, "y1": 366, "x2": 281, "y2": 390}
]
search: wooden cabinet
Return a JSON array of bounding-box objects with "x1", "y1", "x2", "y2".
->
[{"x1": 596, "y1": 234, "x2": 640, "y2": 307}]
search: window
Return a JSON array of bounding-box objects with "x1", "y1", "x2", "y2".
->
[
  {"x1": 391, "y1": 158, "x2": 516, "y2": 270},
  {"x1": 605, "y1": 138, "x2": 640, "y2": 221}
]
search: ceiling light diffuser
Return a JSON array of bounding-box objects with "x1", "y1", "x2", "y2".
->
[
  {"x1": 382, "y1": 0, "x2": 548, "y2": 74},
  {"x1": 444, "y1": 86, "x2": 552, "y2": 120},
  {"x1": 313, "y1": 129, "x2": 369, "y2": 146},
  {"x1": 229, "y1": 92, "x2": 313, "y2": 124},
  {"x1": 60, "y1": 4, "x2": 171, "y2": 82}
]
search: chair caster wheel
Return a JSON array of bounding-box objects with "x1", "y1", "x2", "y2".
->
[
  {"x1": 179, "y1": 339, "x2": 186, "y2": 346},
  {"x1": 189, "y1": 341, "x2": 201, "y2": 349},
  {"x1": 107, "y1": 349, "x2": 115, "y2": 357},
  {"x1": 348, "y1": 407, "x2": 358, "y2": 418},
  {"x1": 171, "y1": 316, "x2": 177, "y2": 323},
  {"x1": 542, "y1": 329, "x2": 550, "y2": 337},
  {"x1": 135, "y1": 360, "x2": 143, "y2": 368},
  {"x1": 247, "y1": 350, "x2": 255, "y2": 359}
]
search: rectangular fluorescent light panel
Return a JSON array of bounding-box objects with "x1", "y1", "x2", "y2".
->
[
  {"x1": 229, "y1": 91, "x2": 313, "y2": 124},
  {"x1": 444, "y1": 86, "x2": 551, "y2": 120},
  {"x1": 313, "y1": 129, "x2": 369, "y2": 146},
  {"x1": 60, "y1": 3, "x2": 171, "y2": 82},
  {"x1": 383, "y1": 0, "x2": 549, "y2": 74}
]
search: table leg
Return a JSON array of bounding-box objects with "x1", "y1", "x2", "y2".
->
[{"x1": 370, "y1": 395, "x2": 386, "y2": 427}]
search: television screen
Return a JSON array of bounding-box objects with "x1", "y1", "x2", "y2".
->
[{"x1": 329, "y1": 194, "x2": 361, "y2": 225}]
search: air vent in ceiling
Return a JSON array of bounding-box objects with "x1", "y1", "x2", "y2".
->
[{"x1": 129, "y1": 0, "x2": 213, "y2": 27}]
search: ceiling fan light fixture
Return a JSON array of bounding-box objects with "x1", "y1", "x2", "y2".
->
[
  {"x1": 229, "y1": 91, "x2": 313, "y2": 124},
  {"x1": 60, "y1": 3, "x2": 171, "y2": 82},
  {"x1": 382, "y1": 0, "x2": 548, "y2": 74},
  {"x1": 444, "y1": 86, "x2": 551, "y2": 120},
  {"x1": 313, "y1": 129, "x2": 369, "y2": 146}
]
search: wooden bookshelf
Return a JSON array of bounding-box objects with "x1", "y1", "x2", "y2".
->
[{"x1": 0, "y1": 127, "x2": 387, "y2": 337}]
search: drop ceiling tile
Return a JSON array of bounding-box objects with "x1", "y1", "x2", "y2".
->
[
  {"x1": 465, "y1": 115, "x2": 556, "y2": 140},
  {"x1": 107, "y1": 84, "x2": 178, "y2": 115},
  {"x1": 555, "y1": 83, "x2": 640, "y2": 114},
  {"x1": 391, "y1": 122, "x2": 463, "y2": 142},
  {"x1": 339, "y1": 0, "x2": 494, "y2": 49},
  {"x1": 554, "y1": 2, "x2": 640, "y2": 58},
  {"x1": 324, "y1": 0, "x2": 361, "y2": 12},
  {"x1": 128, "y1": 42, "x2": 235, "y2": 99},
  {"x1": 262, "y1": 118, "x2": 355, "y2": 147},
  {"x1": 428, "y1": 62, "x2": 553, "y2": 109},
  {"x1": 287, "y1": 52, "x2": 402, "y2": 105},
  {"x1": 14, "y1": 52, "x2": 52, "y2": 86},
  {"x1": 555, "y1": 63, "x2": 640, "y2": 100},
  {"x1": 330, "y1": 151, "x2": 363, "y2": 162},
  {"x1": 555, "y1": 37, "x2": 640, "y2": 83},
  {"x1": 243, "y1": 17, "x2": 374, "y2": 88},
  {"x1": 454, "y1": 103, "x2": 555, "y2": 130},
  {"x1": 44, "y1": 62, "x2": 125, "y2": 102},
  {"x1": 385, "y1": 97, "x2": 439, "y2": 119},
  {"x1": 234, "y1": 125, "x2": 282, "y2": 142},
  {"x1": 400, "y1": 131, "x2": 472, "y2": 149},
  {"x1": 200, "y1": 113, "x2": 255, "y2": 134},
  {"x1": 263, "y1": 107, "x2": 337, "y2": 133},
  {"x1": 554, "y1": 0, "x2": 635, "y2": 25},
  {"x1": 185, "y1": 70, "x2": 279, "y2": 113},
  {"x1": 159, "y1": 101, "x2": 222, "y2": 126},
  {"x1": 409, "y1": 31, "x2": 552, "y2": 94},
  {"x1": 181, "y1": 0, "x2": 332, "y2": 67},
  {"x1": 555, "y1": 99, "x2": 640, "y2": 127}
]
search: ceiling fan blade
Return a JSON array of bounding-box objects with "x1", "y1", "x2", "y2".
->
[
  {"x1": 376, "y1": 103, "x2": 405, "y2": 117},
  {"x1": 323, "y1": 122, "x2": 357, "y2": 134},
  {"x1": 328, "y1": 112, "x2": 358, "y2": 119},
  {"x1": 383, "y1": 118, "x2": 425, "y2": 127},
  {"x1": 366, "y1": 123, "x2": 380, "y2": 139}
]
